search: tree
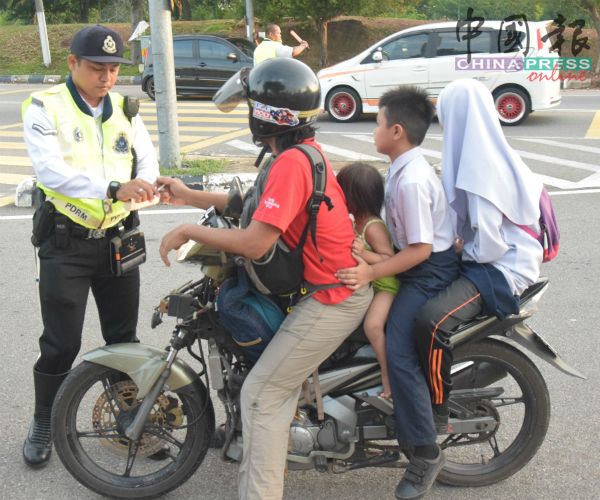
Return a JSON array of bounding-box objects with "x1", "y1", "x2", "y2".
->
[
  {"x1": 569, "y1": 0, "x2": 600, "y2": 71},
  {"x1": 255, "y1": 0, "x2": 407, "y2": 67}
]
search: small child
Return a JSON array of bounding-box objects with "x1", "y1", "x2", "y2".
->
[
  {"x1": 337, "y1": 162, "x2": 400, "y2": 398},
  {"x1": 335, "y1": 86, "x2": 459, "y2": 500}
]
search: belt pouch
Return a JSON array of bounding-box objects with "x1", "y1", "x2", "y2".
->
[
  {"x1": 54, "y1": 214, "x2": 69, "y2": 249},
  {"x1": 110, "y1": 227, "x2": 146, "y2": 276},
  {"x1": 31, "y1": 201, "x2": 56, "y2": 247}
]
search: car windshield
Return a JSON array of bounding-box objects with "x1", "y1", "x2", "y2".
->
[{"x1": 229, "y1": 38, "x2": 256, "y2": 58}]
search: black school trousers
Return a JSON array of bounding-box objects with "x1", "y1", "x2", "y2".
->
[{"x1": 35, "y1": 232, "x2": 139, "y2": 375}]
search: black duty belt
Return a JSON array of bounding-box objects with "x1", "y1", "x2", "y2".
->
[{"x1": 67, "y1": 220, "x2": 123, "y2": 240}]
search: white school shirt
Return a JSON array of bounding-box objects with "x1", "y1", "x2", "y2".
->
[
  {"x1": 23, "y1": 94, "x2": 159, "y2": 200},
  {"x1": 460, "y1": 193, "x2": 542, "y2": 296},
  {"x1": 384, "y1": 147, "x2": 455, "y2": 253}
]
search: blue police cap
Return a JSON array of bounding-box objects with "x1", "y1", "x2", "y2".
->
[{"x1": 70, "y1": 25, "x2": 132, "y2": 64}]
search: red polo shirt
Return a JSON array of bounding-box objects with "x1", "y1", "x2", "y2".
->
[{"x1": 252, "y1": 139, "x2": 356, "y2": 305}]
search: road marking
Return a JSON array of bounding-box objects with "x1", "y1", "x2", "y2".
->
[
  {"x1": 145, "y1": 124, "x2": 240, "y2": 132},
  {"x1": 226, "y1": 140, "x2": 271, "y2": 155},
  {"x1": 141, "y1": 116, "x2": 248, "y2": 124},
  {"x1": 0, "y1": 194, "x2": 15, "y2": 207},
  {"x1": 428, "y1": 136, "x2": 600, "y2": 172},
  {"x1": 514, "y1": 138, "x2": 600, "y2": 155},
  {"x1": 0, "y1": 123, "x2": 22, "y2": 130},
  {"x1": 317, "y1": 142, "x2": 380, "y2": 161},
  {"x1": 585, "y1": 110, "x2": 600, "y2": 138},
  {"x1": 536, "y1": 109, "x2": 597, "y2": 112},
  {"x1": 0, "y1": 131, "x2": 23, "y2": 138},
  {"x1": 344, "y1": 134, "x2": 441, "y2": 159},
  {"x1": 549, "y1": 188, "x2": 600, "y2": 195},
  {"x1": 180, "y1": 128, "x2": 251, "y2": 153},
  {"x1": 0, "y1": 173, "x2": 34, "y2": 184},
  {"x1": 0, "y1": 142, "x2": 27, "y2": 150},
  {"x1": 149, "y1": 134, "x2": 208, "y2": 142},
  {"x1": 140, "y1": 109, "x2": 248, "y2": 115},
  {"x1": 0, "y1": 88, "x2": 43, "y2": 95},
  {"x1": 0, "y1": 156, "x2": 31, "y2": 167}
]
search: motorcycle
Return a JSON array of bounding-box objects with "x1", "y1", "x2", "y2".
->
[{"x1": 51, "y1": 180, "x2": 587, "y2": 499}]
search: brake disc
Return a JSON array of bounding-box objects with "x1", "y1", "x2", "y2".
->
[{"x1": 92, "y1": 380, "x2": 182, "y2": 458}]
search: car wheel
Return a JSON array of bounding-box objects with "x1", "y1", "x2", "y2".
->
[
  {"x1": 146, "y1": 77, "x2": 156, "y2": 101},
  {"x1": 494, "y1": 87, "x2": 530, "y2": 126},
  {"x1": 327, "y1": 88, "x2": 362, "y2": 122}
]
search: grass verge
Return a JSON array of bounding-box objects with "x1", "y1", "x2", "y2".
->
[{"x1": 159, "y1": 158, "x2": 227, "y2": 176}]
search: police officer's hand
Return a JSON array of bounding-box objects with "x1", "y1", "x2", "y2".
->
[
  {"x1": 157, "y1": 176, "x2": 189, "y2": 206},
  {"x1": 116, "y1": 179, "x2": 159, "y2": 202}
]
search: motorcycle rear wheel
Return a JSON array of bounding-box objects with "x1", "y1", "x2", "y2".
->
[
  {"x1": 52, "y1": 361, "x2": 214, "y2": 499},
  {"x1": 437, "y1": 338, "x2": 550, "y2": 487}
]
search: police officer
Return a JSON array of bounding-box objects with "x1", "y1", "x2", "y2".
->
[
  {"x1": 22, "y1": 25, "x2": 159, "y2": 468},
  {"x1": 253, "y1": 23, "x2": 309, "y2": 65}
]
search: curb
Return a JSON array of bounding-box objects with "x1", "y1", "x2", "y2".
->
[{"x1": 0, "y1": 75, "x2": 142, "y2": 85}]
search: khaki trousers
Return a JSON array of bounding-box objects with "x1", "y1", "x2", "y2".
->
[{"x1": 238, "y1": 285, "x2": 373, "y2": 500}]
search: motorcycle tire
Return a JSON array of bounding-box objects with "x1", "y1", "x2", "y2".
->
[
  {"x1": 437, "y1": 338, "x2": 550, "y2": 487},
  {"x1": 52, "y1": 361, "x2": 214, "y2": 500}
]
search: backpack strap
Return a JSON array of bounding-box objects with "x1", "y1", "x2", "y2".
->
[{"x1": 290, "y1": 144, "x2": 335, "y2": 262}]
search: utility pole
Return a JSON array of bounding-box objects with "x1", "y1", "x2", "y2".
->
[
  {"x1": 34, "y1": 0, "x2": 51, "y2": 67},
  {"x1": 148, "y1": 0, "x2": 181, "y2": 169},
  {"x1": 245, "y1": 0, "x2": 254, "y2": 42}
]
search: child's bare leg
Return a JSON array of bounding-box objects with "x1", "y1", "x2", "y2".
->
[{"x1": 364, "y1": 291, "x2": 395, "y2": 399}]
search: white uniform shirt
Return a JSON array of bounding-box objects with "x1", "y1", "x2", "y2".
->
[
  {"x1": 23, "y1": 92, "x2": 159, "y2": 200},
  {"x1": 460, "y1": 193, "x2": 542, "y2": 296},
  {"x1": 384, "y1": 147, "x2": 455, "y2": 253}
]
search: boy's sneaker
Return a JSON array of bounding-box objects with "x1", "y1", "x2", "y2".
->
[
  {"x1": 395, "y1": 445, "x2": 445, "y2": 500},
  {"x1": 432, "y1": 408, "x2": 449, "y2": 435}
]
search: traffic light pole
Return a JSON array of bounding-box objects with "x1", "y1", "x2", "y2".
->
[
  {"x1": 148, "y1": 0, "x2": 181, "y2": 169},
  {"x1": 34, "y1": 0, "x2": 51, "y2": 67},
  {"x1": 246, "y1": 0, "x2": 254, "y2": 41}
]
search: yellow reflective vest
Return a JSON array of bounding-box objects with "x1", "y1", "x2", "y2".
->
[
  {"x1": 254, "y1": 39, "x2": 281, "y2": 65},
  {"x1": 22, "y1": 79, "x2": 135, "y2": 229}
]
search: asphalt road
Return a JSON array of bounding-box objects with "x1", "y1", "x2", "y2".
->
[{"x1": 0, "y1": 83, "x2": 599, "y2": 499}]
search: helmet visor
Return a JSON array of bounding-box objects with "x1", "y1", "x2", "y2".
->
[{"x1": 213, "y1": 66, "x2": 252, "y2": 113}]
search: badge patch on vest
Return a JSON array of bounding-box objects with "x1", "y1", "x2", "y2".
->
[
  {"x1": 113, "y1": 133, "x2": 130, "y2": 154},
  {"x1": 102, "y1": 36, "x2": 118, "y2": 54},
  {"x1": 252, "y1": 101, "x2": 299, "y2": 127},
  {"x1": 73, "y1": 127, "x2": 84, "y2": 143}
]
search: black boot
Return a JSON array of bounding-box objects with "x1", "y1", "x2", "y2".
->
[{"x1": 23, "y1": 369, "x2": 68, "y2": 468}]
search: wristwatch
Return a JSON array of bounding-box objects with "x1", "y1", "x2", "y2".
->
[{"x1": 108, "y1": 181, "x2": 121, "y2": 203}]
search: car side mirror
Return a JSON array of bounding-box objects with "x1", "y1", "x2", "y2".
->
[
  {"x1": 372, "y1": 50, "x2": 383, "y2": 62},
  {"x1": 226, "y1": 52, "x2": 238, "y2": 61}
]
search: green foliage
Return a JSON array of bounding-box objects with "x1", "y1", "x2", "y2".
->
[
  {"x1": 160, "y1": 158, "x2": 227, "y2": 175},
  {"x1": 191, "y1": 0, "x2": 244, "y2": 21}
]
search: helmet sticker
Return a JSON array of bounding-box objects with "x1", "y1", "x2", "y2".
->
[{"x1": 252, "y1": 101, "x2": 300, "y2": 127}]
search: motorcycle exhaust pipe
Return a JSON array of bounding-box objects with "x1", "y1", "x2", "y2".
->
[{"x1": 451, "y1": 361, "x2": 507, "y2": 391}]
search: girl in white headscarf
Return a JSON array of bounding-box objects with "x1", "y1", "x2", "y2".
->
[{"x1": 412, "y1": 79, "x2": 544, "y2": 428}]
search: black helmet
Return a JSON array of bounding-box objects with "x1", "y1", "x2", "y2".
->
[{"x1": 214, "y1": 58, "x2": 320, "y2": 139}]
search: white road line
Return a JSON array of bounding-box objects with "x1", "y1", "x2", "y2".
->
[
  {"x1": 318, "y1": 143, "x2": 381, "y2": 161},
  {"x1": 514, "y1": 138, "x2": 600, "y2": 155},
  {"x1": 536, "y1": 109, "x2": 597, "y2": 112},
  {"x1": 427, "y1": 136, "x2": 600, "y2": 172},
  {"x1": 344, "y1": 134, "x2": 442, "y2": 159},
  {"x1": 226, "y1": 140, "x2": 270, "y2": 156},
  {"x1": 549, "y1": 189, "x2": 600, "y2": 195}
]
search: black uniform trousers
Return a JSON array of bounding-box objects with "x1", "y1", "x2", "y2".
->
[
  {"x1": 36, "y1": 231, "x2": 139, "y2": 375},
  {"x1": 414, "y1": 276, "x2": 483, "y2": 408}
]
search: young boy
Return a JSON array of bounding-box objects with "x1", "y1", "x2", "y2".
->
[{"x1": 336, "y1": 86, "x2": 459, "y2": 500}]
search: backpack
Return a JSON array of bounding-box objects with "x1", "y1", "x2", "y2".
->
[
  {"x1": 240, "y1": 143, "x2": 340, "y2": 309},
  {"x1": 516, "y1": 187, "x2": 559, "y2": 263}
]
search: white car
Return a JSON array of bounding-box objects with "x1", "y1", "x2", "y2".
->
[{"x1": 317, "y1": 20, "x2": 561, "y2": 126}]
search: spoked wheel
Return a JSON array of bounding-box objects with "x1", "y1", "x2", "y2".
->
[
  {"x1": 327, "y1": 87, "x2": 362, "y2": 122},
  {"x1": 52, "y1": 361, "x2": 214, "y2": 499},
  {"x1": 494, "y1": 87, "x2": 530, "y2": 126},
  {"x1": 437, "y1": 339, "x2": 550, "y2": 486}
]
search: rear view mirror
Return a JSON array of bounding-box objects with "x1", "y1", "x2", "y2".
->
[
  {"x1": 227, "y1": 52, "x2": 238, "y2": 61},
  {"x1": 222, "y1": 176, "x2": 244, "y2": 219},
  {"x1": 372, "y1": 50, "x2": 383, "y2": 62}
]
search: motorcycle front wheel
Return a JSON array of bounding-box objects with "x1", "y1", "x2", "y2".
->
[
  {"x1": 437, "y1": 338, "x2": 550, "y2": 487},
  {"x1": 52, "y1": 361, "x2": 214, "y2": 499}
]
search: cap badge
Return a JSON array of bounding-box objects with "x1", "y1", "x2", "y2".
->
[{"x1": 102, "y1": 36, "x2": 117, "y2": 54}]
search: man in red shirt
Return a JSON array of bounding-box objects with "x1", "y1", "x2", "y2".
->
[{"x1": 158, "y1": 58, "x2": 372, "y2": 500}]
